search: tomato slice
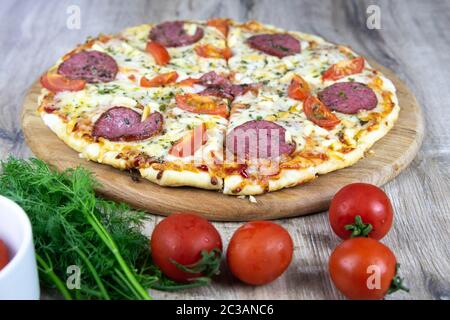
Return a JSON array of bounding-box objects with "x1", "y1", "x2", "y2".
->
[
  {"x1": 195, "y1": 44, "x2": 232, "y2": 60},
  {"x1": 40, "y1": 73, "x2": 86, "y2": 92},
  {"x1": 169, "y1": 123, "x2": 208, "y2": 157},
  {"x1": 175, "y1": 93, "x2": 229, "y2": 118},
  {"x1": 176, "y1": 77, "x2": 200, "y2": 87},
  {"x1": 322, "y1": 57, "x2": 365, "y2": 81},
  {"x1": 145, "y1": 41, "x2": 170, "y2": 65},
  {"x1": 207, "y1": 18, "x2": 230, "y2": 37},
  {"x1": 287, "y1": 74, "x2": 310, "y2": 101},
  {"x1": 303, "y1": 96, "x2": 340, "y2": 129},
  {"x1": 140, "y1": 71, "x2": 178, "y2": 87}
]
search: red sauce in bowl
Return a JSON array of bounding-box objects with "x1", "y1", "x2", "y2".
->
[{"x1": 0, "y1": 240, "x2": 9, "y2": 271}]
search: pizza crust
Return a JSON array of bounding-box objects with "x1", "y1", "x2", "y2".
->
[{"x1": 41, "y1": 113, "x2": 222, "y2": 190}]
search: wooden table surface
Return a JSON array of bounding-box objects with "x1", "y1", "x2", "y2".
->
[{"x1": 1, "y1": 0, "x2": 449, "y2": 300}]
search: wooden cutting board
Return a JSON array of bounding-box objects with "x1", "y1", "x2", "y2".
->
[{"x1": 21, "y1": 62, "x2": 424, "y2": 221}]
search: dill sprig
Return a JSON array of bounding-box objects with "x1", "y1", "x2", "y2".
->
[{"x1": 0, "y1": 157, "x2": 206, "y2": 299}]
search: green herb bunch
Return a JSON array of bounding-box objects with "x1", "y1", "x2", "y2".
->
[{"x1": 0, "y1": 158, "x2": 200, "y2": 300}]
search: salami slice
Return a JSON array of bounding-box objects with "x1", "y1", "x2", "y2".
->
[
  {"x1": 318, "y1": 82, "x2": 378, "y2": 114},
  {"x1": 149, "y1": 21, "x2": 204, "y2": 47},
  {"x1": 247, "y1": 34, "x2": 300, "y2": 58},
  {"x1": 226, "y1": 120, "x2": 295, "y2": 159},
  {"x1": 199, "y1": 71, "x2": 230, "y2": 87},
  {"x1": 58, "y1": 50, "x2": 118, "y2": 83},
  {"x1": 198, "y1": 71, "x2": 260, "y2": 100},
  {"x1": 92, "y1": 107, "x2": 163, "y2": 141}
]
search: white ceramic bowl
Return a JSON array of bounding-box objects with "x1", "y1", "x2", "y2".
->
[{"x1": 0, "y1": 195, "x2": 40, "y2": 299}]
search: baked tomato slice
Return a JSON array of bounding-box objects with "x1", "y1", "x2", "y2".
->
[
  {"x1": 195, "y1": 44, "x2": 232, "y2": 60},
  {"x1": 140, "y1": 71, "x2": 178, "y2": 87},
  {"x1": 40, "y1": 73, "x2": 86, "y2": 92},
  {"x1": 175, "y1": 93, "x2": 229, "y2": 118},
  {"x1": 303, "y1": 95, "x2": 340, "y2": 129},
  {"x1": 207, "y1": 18, "x2": 230, "y2": 37},
  {"x1": 145, "y1": 41, "x2": 170, "y2": 65},
  {"x1": 288, "y1": 74, "x2": 310, "y2": 101},
  {"x1": 169, "y1": 123, "x2": 208, "y2": 157},
  {"x1": 176, "y1": 77, "x2": 200, "y2": 87},
  {"x1": 322, "y1": 57, "x2": 365, "y2": 81}
]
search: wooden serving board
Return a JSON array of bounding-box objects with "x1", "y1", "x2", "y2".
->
[{"x1": 21, "y1": 62, "x2": 424, "y2": 221}]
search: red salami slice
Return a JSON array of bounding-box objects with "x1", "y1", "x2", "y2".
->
[
  {"x1": 247, "y1": 34, "x2": 300, "y2": 58},
  {"x1": 318, "y1": 82, "x2": 378, "y2": 114},
  {"x1": 92, "y1": 107, "x2": 163, "y2": 141},
  {"x1": 198, "y1": 72, "x2": 260, "y2": 100},
  {"x1": 149, "y1": 21, "x2": 204, "y2": 47},
  {"x1": 226, "y1": 120, "x2": 295, "y2": 159},
  {"x1": 58, "y1": 50, "x2": 118, "y2": 83}
]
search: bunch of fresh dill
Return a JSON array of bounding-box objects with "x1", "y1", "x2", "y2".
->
[{"x1": 0, "y1": 157, "x2": 199, "y2": 300}]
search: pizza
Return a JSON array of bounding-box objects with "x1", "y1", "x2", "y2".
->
[{"x1": 37, "y1": 19, "x2": 400, "y2": 195}]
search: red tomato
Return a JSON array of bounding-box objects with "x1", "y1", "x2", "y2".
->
[
  {"x1": 150, "y1": 213, "x2": 222, "y2": 282},
  {"x1": 0, "y1": 240, "x2": 9, "y2": 271},
  {"x1": 140, "y1": 71, "x2": 178, "y2": 87},
  {"x1": 322, "y1": 57, "x2": 365, "y2": 81},
  {"x1": 329, "y1": 237, "x2": 405, "y2": 300},
  {"x1": 40, "y1": 73, "x2": 86, "y2": 92},
  {"x1": 329, "y1": 183, "x2": 393, "y2": 240},
  {"x1": 303, "y1": 95, "x2": 340, "y2": 129},
  {"x1": 227, "y1": 221, "x2": 293, "y2": 285},
  {"x1": 175, "y1": 93, "x2": 229, "y2": 118},
  {"x1": 145, "y1": 41, "x2": 170, "y2": 65},
  {"x1": 287, "y1": 74, "x2": 310, "y2": 101},
  {"x1": 207, "y1": 18, "x2": 230, "y2": 37},
  {"x1": 195, "y1": 44, "x2": 232, "y2": 60},
  {"x1": 168, "y1": 123, "x2": 208, "y2": 157}
]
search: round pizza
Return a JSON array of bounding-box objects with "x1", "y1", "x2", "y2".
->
[{"x1": 37, "y1": 19, "x2": 400, "y2": 195}]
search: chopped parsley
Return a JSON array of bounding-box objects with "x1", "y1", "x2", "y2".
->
[{"x1": 97, "y1": 85, "x2": 120, "y2": 95}]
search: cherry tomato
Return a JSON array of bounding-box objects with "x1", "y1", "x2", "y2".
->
[
  {"x1": 0, "y1": 240, "x2": 9, "y2": 271},
  {"x1": 329, "y1": 237, "x2": 406, "y2": 300},
  {"x1": 303, "y1": 95, "x2": 340, "y2": 129},
  {"x1": 329, "y1": 183, "x2": 393, "y2": 240},
  {"x1": 140, "y1": 71, "x2": 178, "y2": 87},
  {"x1": 150, "y1": 212, "x2": 222, "y2": 283},
  {"x1": 322, "y1": 57, "x2": 365, "y2": 81},
  {"x1": 195, "y1": 44, "x2": 232, "y2": 60},
  {"x1": 207, "y1": 18, "x2": 230, "y2": 37},
  {"x1": 169, "y1": 123, "x2": 208, "y2": 157},
  {"x1": 145, "y1": 41, "x2": 170, "y2": 65},
  {"x1": 227, "y1": 221, "x2": 293, "y2": 285},
  {"x1": 40, "y1": 73, "x2": 86, "y2": 92},
  {"x1": 287, "y1": 74, "x2": 310, "y2": 101},
  {"x1": 175, "y1": 93, "x2": 229, "y2": 118}
]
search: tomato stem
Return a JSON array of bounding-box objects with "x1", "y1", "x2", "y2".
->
[
  {"x1": 344, "y1": 215, "x2": 373, "y2": 238},
  {"x1": 171, "y1": 249, "x2": 222, "y2": 279},
  {"x1": 388, "y1": 263, "x2": 410, "y2": 294}
]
